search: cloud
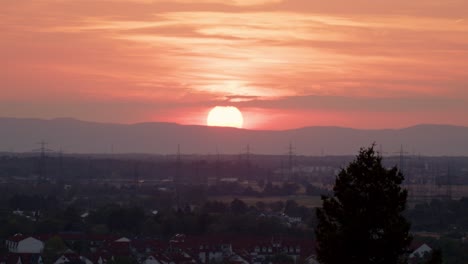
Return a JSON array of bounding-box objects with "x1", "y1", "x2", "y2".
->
[
  {"x1": 235, "y1": 95, "x2": 468, "y2": 112},
  {"x1": 1, "y1": 0, "x2": 468, "y2": 128},
  {"x1": 159, "y1": 0, "x2": 282, "y2": 7},
  {"x1": 268, "y1": 0, "x2": 468, "y2": 17}
]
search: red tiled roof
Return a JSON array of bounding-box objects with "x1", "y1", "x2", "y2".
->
[
  {"x1": 89, "y1": 251, "x2": 112, "y2": 263},
  {"x1": 34, "y1": 234, "x2": 54, "y2": 241},
  {"x1": 165, "y1": 252, "x2": 196, "y2": 263},
  {"x1": 6, "y1": 234, "x2": 29, "y2": 242},
  {"x1": 87, "y1": 234, "x2": 119, "y2": 242},
  {"x1": 409, "y1": 242, "x2": 431, "y2": 251},
  {"x1": 101, "y1": 241, "x2": 132, "y2": 256},
  {"x1": 58, "y1": 233, "x2": 86, "y2": 241},
  {"x1": 131, "y1": 239, "x2": 167, "y2": 253},
  {"x1": 63, "y1": 252, "x2": 81, "y2": 261}
]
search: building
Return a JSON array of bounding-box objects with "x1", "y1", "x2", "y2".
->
[{"x1": 5, "y1": 235, "x2": 44, "y2": 254}]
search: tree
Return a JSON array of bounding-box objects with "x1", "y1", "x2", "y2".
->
[
  {"x1": 43, "y1": 236, "x2": 67, "y2": 263},
  {"x1": 269, "y1": 201, "x2": 284, "y2": 212},
  {"x1": 230, "y1": 199, "x2": 248, "y2": 215},
  {"x1": 315, "y1": 145, "x2": 412, "y2": 264},
  {"x1": 284, "y1": 200, "x2": 300, "y2": 216}
]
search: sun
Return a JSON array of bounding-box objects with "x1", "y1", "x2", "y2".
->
[{"x1": 207, "y1": 106, "x2": 244, "y2": 128}]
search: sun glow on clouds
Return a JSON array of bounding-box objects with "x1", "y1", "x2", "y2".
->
[{"x1": 2, "y1": 0, "x2": 468, "y2": 129}]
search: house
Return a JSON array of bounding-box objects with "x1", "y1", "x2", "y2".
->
[
  {"x1": 89, "y1": 251, "x2": 112, "y2": 264},
  {"x1": 104, "y1": 237, "x2": 132, "y2": 257},
  {"x1": 0, "y1": 253, "x2": 43, "y2": 264},
  {"x1": 168, "y1": 234, "x2": 234, "y2": 264},
  {"x1": 197, "y1": 242, "x2": 232, "y2": 263},
  {"x1": 131, "y1": 239, "x2": 167, "y2": 257},
  {"x1": 225, "y1": 254, "x2": 249, "y2": 264},
  {"x1": 409, "y1": 243, "x2": 432, "y2": 259},
  {"x1": 168, "y1": 234, "x2": 317, "y2": 264},
  {"x1": 165, "y1": 252, "x2": 196, "y2": 264},
  {"x1": 87, "y1": 234, "x2": 118, "y2": 251},
  {"x1": 142, "y1": 255, "x2": 171, "y2": 264},
  {"x1": 88, "y1": 237, "x2": 134, "y2": 262},
  {"x1": 5, "y1": 235, "x2": 44, "y2": 254},
  {"x1": 1, "y1": 233, "x2": 317, "y2": 264},
  {"x1": 115, "y1": 237, "x2": 131, "y2": 243},
  {"x1": 142, "y1": 255, "x2": 160, "y2": 264},
  {"x1": 54, "y1": 253, "x2": 92, "y2": 264},
  {"x1": 55, "y1": 255, "x2": 72, "y2": 264},
  {"x1": 304, "y1": 255, "x2": 320, "y2": 264}
]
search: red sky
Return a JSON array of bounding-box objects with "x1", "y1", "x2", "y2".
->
[{"x1": 1, "y1": 0, "x2": 468, "y2": 130}]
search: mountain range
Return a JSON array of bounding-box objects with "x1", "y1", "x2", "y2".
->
[{"x1": 0, "y1": 117, "x2": 467, "y2": 156}]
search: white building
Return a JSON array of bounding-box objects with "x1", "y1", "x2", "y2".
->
[
  {"x1": 409, "y1": 243, "x2": 432, "y2": 259},
  {"x1": 5, "y1": 235, "x2": 44, "y2": 254},
  {"x1": 54, "y1": 254, "x2": 92, "y2": 264},
  {"x1": 142, "y1": 256, "x2": 162, "y2": 264}
]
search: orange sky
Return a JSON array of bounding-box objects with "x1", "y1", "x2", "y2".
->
[{"x1": 1, "y1": 0, "x2": 468, "y2": 130}]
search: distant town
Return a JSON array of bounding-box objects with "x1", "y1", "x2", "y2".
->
[{"x1": 1, "y1": 149, "x2": 468, "y2": 263}]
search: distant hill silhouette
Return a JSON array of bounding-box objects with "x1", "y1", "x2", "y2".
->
[{"x1": 0, "y1": 117, "x2": 467, "y2": 156}]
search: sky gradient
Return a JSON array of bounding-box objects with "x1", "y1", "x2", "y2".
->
[{"x1": 2, "y1": 0, "x2": 468, "y2": 130}]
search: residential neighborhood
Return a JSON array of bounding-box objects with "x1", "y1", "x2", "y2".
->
[
  {"x1": 1, "y1": 233, "x2": 318, "y2": 264},
  {"x1": 1, "y1": 232, "x2": 437, "y2": 264}
]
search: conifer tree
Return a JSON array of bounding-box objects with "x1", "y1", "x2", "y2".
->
[{"x1": 316, "y1": 145, "x2": 412, "y2": 264}]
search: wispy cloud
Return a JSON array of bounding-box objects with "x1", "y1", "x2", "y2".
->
[{"x1": 1, "y1": 0, "x2": 468, "y2": 128}]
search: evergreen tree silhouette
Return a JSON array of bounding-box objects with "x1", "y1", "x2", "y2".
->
[{"x1": 316, "y1": 145, "x2": 412, "y2": 264}]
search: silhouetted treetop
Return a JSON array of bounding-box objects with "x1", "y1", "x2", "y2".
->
[{"x1": 316, "y1": 145, "x2": 412, "y2": 264}]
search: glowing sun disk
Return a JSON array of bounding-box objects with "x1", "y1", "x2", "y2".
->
[{"x1": 207, "y1": 106, "x2": 244, "y2": 128}]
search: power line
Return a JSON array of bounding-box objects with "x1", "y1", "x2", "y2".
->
[
  {"x1": 215, "y1": 146, "x2": 221, "y2": 182},
  {"x1": 58, "y1": 148, "x2": 64, "y2": 183},
  {"x1": 175, "y1": 144, "x2": 182, "y2": 185},
  {"x1": 175, "y1": 144, "x2": 182, "y2": 209},
  {"x1": 32, "y1": 140, "x2": 53, "y2": 183},
  {"x1": 288, "y1": 142, "x2": 294, "y2": 174},
  {"x1": 447, "y1": 163, "x2": 453, "y2": 200},
  {"x1": 286, "y1": 142, "x2": 295, "y2": 182},
  {"x1": 378, "y1": 144, "x2": 388, "y2": 156},
  {"x1": 244, "y1": 144, "x2": 252, "y2": 181},
  {"x1": 394, "y1": 144, "x2": 411, "y2": 197},
  {"x1": 247, "y1": 144, "x2": 250, "y2": 162},
  {"x1": 394, "y1": 145, "x2": 409, "y2": 176}
]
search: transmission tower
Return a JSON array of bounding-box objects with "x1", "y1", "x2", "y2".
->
[
  {"x1": 134, "y1": 162, "x2": 140, "y2": 188},
  {"x1": 394, "y1": 145, "x2": 411, "y2": 197},
  {"x1": 280, "y1": 159, "x2": 284, "y2": 180},
  {"x1": 446, "y1": 163, "x2": 453, "y2": 200},
  {"x1": 244, "y1": 144, "x2": 251, "y2": 181},
  {"x1": 215, "y1": 146, "x2": 221, "y2": 183},
  {"x1": 58, "y1": 148, "x2": 64, "y2": 183},
  {"x1": 287, "y1": 142, "x2": 295, "y2": 182},
  {"x1": 87, "y1": 156, "x2": 93, "y2": 185},
  {"x1": 176, "y1": 144, "x2": 181, "y2": 182},
  {"x1": 33, "y1": 141, "x2": 53, "y2": 183},
  {"x1": 175, "y1": 144, "x2": 182, "y2": 209},
  {"x1": 131, "y1": 161, "x2": 140, "y2": 202},
  {"x1": 288, "y1": 142, "x2": 294, "y2": 173},
  {"x1": 395, "y1": 145, "x2": 409, "y2": 174}
]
